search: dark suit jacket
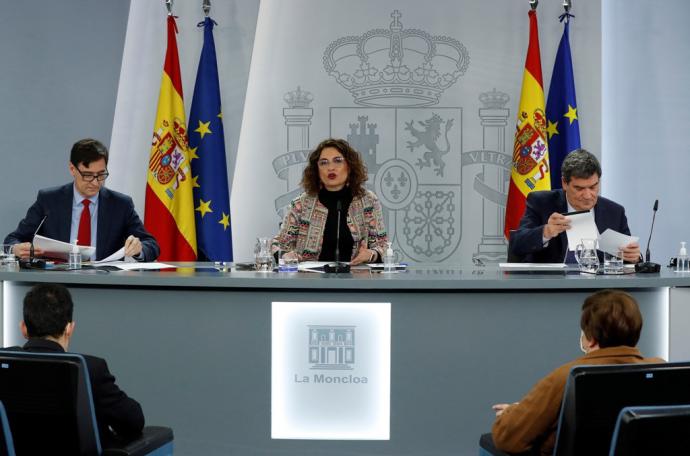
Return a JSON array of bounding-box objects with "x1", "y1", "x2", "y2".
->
[
  {"x1": 4, "y1": 338, "x2": 145, "y2": 446},
  {"x1": 3, "y1": 183, "x2": 159, "y2": 261},
  {"x1": 510, "y1": 189, "x2": 631, "y2": 263}
]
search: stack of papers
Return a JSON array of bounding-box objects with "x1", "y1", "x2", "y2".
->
[{"x1": 33, "y1": 235, "x2": 95, "y2": 261}]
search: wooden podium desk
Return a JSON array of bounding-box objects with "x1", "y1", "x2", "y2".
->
[{"x1": 1, "y1": 265, "x2": 689, "y2": 455}]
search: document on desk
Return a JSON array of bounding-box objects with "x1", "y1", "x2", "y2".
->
[
  {"x1": 598, "y1": 229, "x2": 639, "y2": 256},
  {"x1": 298, "y1": 261, "x2": 330, "y2": 273},
  {"x1": 499, "y1": 263, "x2": 567, "y2": 271},
  {"x1": 565, "y1": 210, "x2": 599, "y2": 251},
  {"x1": 91, "y1": 261, "x2": 175, "y2": 270},
  {"x1": 94, "y1": 247, "x2": 135, "y2": 264},
  {"x1": 33, "y1": 234, "x2": 96, "y2": 260}
]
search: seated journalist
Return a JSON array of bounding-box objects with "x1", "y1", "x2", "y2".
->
[
  {"x1": 2, "y1": 283, "x2": 145, "y2": 446},
  {"x1": 4, "y1": 138, "x2": 159, "y2": 261},
  {"x1": 272, "y1": 138, "x2": 388, "y2": 265},
  {"x1": 510, "y1": 149, "x2": 640, "y2": 263},
  {"x1": 491, "y1": 290, "x2": 663, "y2": 455}
]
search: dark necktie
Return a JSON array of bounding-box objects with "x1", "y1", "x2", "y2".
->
[{"x1": 77, "y1": 200, "x2": 91, "y2": 246}]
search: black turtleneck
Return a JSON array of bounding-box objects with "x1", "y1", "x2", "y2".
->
[{"x1": 318, "y1": 187, "x2": 354, "y2": 262}]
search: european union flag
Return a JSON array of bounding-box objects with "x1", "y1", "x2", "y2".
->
[
  {"x1": 546, "y1": 19, "x2": 581, "y2": 189},
  {"x1": 189, "y1": 17, "x2": 233, "y2": 261}
]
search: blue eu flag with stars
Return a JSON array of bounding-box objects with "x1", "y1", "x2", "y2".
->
[
  {"x1": 546, "y1": 18, "x2": 581, "y2": 189},
  {"x1": 189, "y1": 17, "x2": 233, "y2": 261}
]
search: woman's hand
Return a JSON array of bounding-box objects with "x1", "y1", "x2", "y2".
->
[
  {"x1": 350, "y1": 240, "x2": 376, "y2": 266},
  {"x1": 281, "y1": 251, "x2": 300, "y2": 262}
]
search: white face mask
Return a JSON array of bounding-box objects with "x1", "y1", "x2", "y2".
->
[{"x1": 579, "y1": 330, "x2": 588, "y2": 354}]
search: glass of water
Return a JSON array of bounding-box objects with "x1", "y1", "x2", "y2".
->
[
  {"x1": 0, "y1": 244, "x2": 18, "y2": 270},
  {"x1": 254, "y1": 237, "x2": 274, "y2": 272},
  {"x1": 603, "y1": 249, "x2": 624, "y2": 274}
]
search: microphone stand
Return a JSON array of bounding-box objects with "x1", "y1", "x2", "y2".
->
[
  {"x1": 324, "y1": 200, "x2": 350, "y2": 274},
  {"x1": 19, "y1": 215, "x2": 48, "y2": 269},
  {"x1": 635, "y1": 200, "x2": 661, "y2": 273}
]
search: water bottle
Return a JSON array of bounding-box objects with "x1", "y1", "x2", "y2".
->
[
  {"x1": 383, "y1": 242, "x2": 395, "y2": 273},
  {"x1": 677, "y1": 242, "x2": 689, "y2": 273},
  {"x1": 68, "y1": 243, "x2": 82, "y2": 270}
]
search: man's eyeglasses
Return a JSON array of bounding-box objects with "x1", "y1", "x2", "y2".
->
[
  {"x1": 318, "y1": 156, "x2": 346, "y2": 168},
  {"x1": 76, "y1": 168, "x2": 109, "y2": 182}
]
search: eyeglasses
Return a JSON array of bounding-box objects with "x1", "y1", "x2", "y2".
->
[
  {"x1": 318, "y1": 156, "x2": 346, "y2": 168},
  {"x1": 76, "y1": 168, "x2": 109, "y2": 182}
]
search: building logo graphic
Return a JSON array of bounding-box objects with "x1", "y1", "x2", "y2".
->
[
  {"x1": 309, "y1": 325, "x2": 355, "y2": 370},
  {"x1": 273, "y1": 11, "x2": 512, "y2": 265}
]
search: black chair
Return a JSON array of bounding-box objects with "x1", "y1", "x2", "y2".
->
[
  {"x1": 608, "y1": 404, "x2": 690, "y2": 455},
  {"x1": 0, "y1": 351, "x2": 173, "y2": 455},
  {"x1": 0, "y1": 402, "x2": 16, "y2": 456},
  {"x1": 479, "y1": 362, "x2": 690, "y2": 456}
]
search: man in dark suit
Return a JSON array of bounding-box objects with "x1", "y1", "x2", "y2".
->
[
  {"x1": 6, "y1": 283, "x2": 145, "y2": 445},
  {"x1": 510, "y1": 149, "x2": 640, "y2": 263},
  {"x1": 4, "y1": 138, "x2": 159, "y2": 261}
]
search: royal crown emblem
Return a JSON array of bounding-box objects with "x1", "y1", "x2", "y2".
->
[{"x1": 323, "y1": 10, "x2": 470, "y2": 107}]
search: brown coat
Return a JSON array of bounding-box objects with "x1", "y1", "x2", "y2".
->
[{"x1": 491, "y1": 346, "x2": 664, "y2": 456}]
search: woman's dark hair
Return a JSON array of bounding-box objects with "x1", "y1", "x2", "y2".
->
[
  {"x1": 301, "y1": 138, "x2": 368, "y2": 197},
  {"x1": 580, "y1": 290, "x2": 643, "y2": 348}
]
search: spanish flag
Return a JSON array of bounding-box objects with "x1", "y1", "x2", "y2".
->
[
  {"x1": 144, "y1": 15, "x2": 197, "y2": 260},
  {"x1": 504, "y1": 9, "x2": 551, "y2": 239}
]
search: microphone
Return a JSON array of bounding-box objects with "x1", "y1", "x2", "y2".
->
[
  {"x1": 20, "y1": 213, "x2": 48, "y2": 269},
  {"x1": 635, "y1": 199, "x2": 661, "y2": 273},
  {"x1": 324, "y1": 200, "x2": 350, "y2": 274}
]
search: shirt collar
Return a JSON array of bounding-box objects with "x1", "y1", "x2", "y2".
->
[{"x1": 72, "y1": 184, "x2": 99, "y2": 206}]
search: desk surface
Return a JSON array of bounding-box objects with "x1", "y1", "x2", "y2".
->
[{"x1": 1, "y1": 264, "x2": 689, "y2": 290}]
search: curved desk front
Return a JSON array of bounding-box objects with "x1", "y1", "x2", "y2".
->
[{"x1": 1, "y1": 266, "x2": 689, "y2": 455}]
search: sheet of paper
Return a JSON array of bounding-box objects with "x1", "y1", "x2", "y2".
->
[
  {"x1": 92, "y1": 261, "x2": 175, "y2": 270},
  {"x1": 297, "y1": 261, "x2": 329, "y2": 273},
  {"x1": 499, "y1": 263, "x2": 567, "y2": 270},
  {"x1": 598, "y1": 229, "x2": 639, "y2": 256},
  {"x1": 95, "y1": 247, "x2": 125, "y2": 263},
  {"x1": 33, "y1": 234, "x2": 96, "y2": 260},
  {"x1": 565, "y1": 211, "x2": 599, "y2": 251}
]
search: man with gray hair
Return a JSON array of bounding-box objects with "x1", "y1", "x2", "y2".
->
[{"x1": 510, "y1": 149, "x2": 640, "y2": 263}]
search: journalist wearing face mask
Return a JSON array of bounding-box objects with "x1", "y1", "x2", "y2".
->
[
  {"x1": 271, "y1": 138, "x2": 388, "y2": 265},
  {"x1": 489, "y1": 290, "x2": 664, "y2": 456}
]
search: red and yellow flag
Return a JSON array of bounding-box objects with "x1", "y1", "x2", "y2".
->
[
  {"x1": 144, "y1": 15, "x2": 197, "y2": 260},
  {"x1": 504, "y1": 9, "x2": 551, "y2": 238}
]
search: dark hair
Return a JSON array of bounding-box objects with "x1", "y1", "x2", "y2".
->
[
  {"x1": 70, "y1": 138, "x2": 109, "y2": 167},
  {"x1": 561, "y1": 149, "x2": 601, "y2": 183},
  {"x1": 580, "y1": 290, "x2": 643, "y2": 348},
  {"x1": 23, "y1": 284, "x2": 74, "y2": 339},
  {"x1": 301, "y1": 138, "x2": 368, "y2": 197}
]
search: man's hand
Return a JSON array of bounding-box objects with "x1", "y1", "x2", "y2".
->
[
  {"x1": 492, "y1": 403, "x2": 518, "y2": 417},
  {"x1": 543, "y1": 212, "x2": 571, "y2": 239},
  {"x1": 621, "y1": 241, "x2": 641, "y2": 263},
  {"x1": 12, "y1": 242, "x2": 43, "y2": 260},
  {"x1": 350, "y1": 240, "x2": 376, "y2": 266},
  {"x1": 124, "y1": 235, "x2": 143, "y2": 258}
]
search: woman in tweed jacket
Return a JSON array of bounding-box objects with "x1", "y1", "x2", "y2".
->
[{"x1": 271, "y1": 138, "x2": 388, "y2": 264}]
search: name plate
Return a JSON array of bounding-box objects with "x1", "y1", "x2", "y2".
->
[{"x1": 271, "y1": 301, "x2": 391, "y2": 440}]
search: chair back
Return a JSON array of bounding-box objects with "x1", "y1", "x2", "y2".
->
[
  {"x1": 554, "y1": 362, "x2": 690, "y2": 456},
  {"x1": 0, "y1": 351, "x2": 101, "y2": 455},
  {"x1": 608, "y1": 404, "x2": 690, "y2": 455},
  {"x1": 0, "y1": 402, "x2": 16, "y2": 456}
]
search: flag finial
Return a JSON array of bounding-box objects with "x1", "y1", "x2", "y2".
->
[
  {"x1": 530, "y1": 0, "x2": 538, "y2": 11},
  {"x1": 165, "y1": 0, "x2": 173, "y2": 16},
  {"x1": 202, "y1": 0, "x2": 211, "y2": 17}
]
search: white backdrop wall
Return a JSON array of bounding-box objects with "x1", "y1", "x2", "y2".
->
[
  {"x1": 232, "y1": 0, "x2": 602, "y2": 264},
  {"x1": 108, "y1": 0, "x2": 260, "y2": 218},
  {"x1": 602, "y1": 1, "x2": 690, "y2": 264}
]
